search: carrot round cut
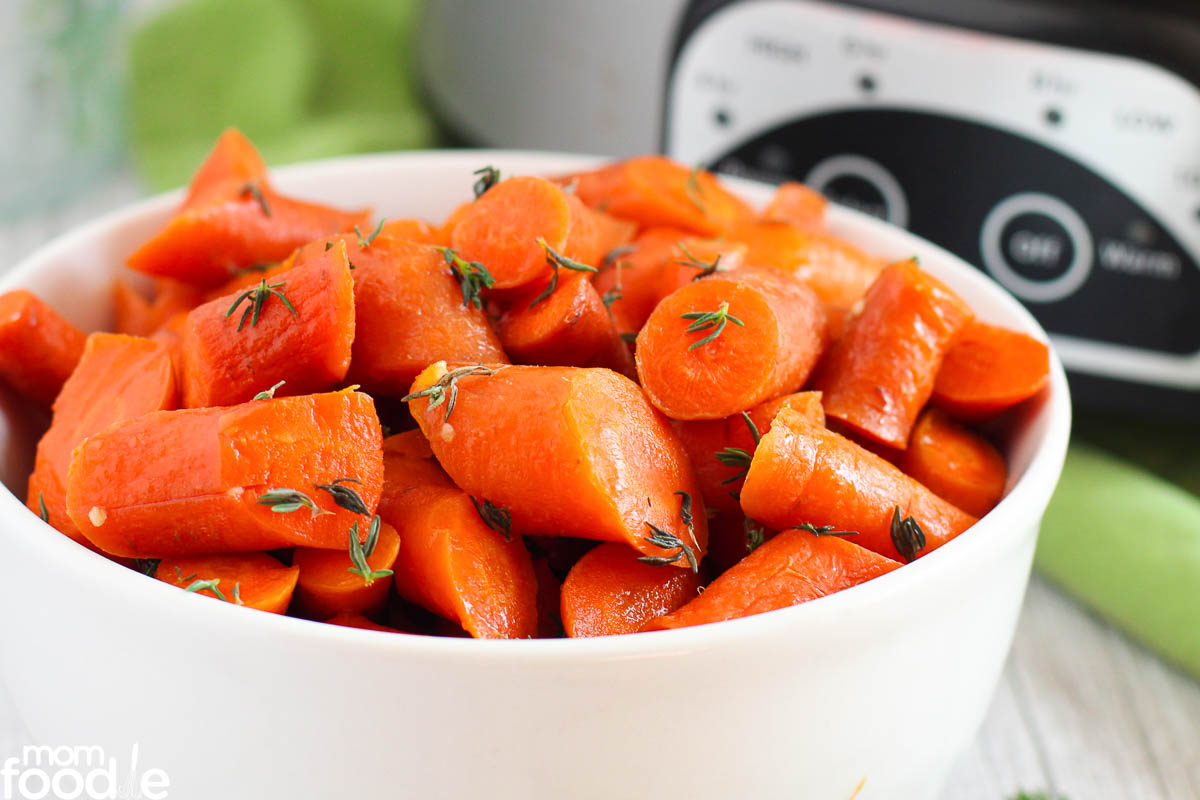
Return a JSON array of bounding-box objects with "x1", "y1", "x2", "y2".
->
[
  {"x1": 66, "y1": 390, "x2": 383, "y2": 557},
  {"x1": 762, "y1": 182, "x2": 827, "y2": 230},
  {"x1": 646, "y1": 529, "x2": 900, "y2": 630},
  {"x1": 814, "y1": 259, "x2": 973, "y2": 449},
  {"x1": 0, "y1": 289, "x2": 87, "y2": 408},
  {"x1": 406, "y1": 363, "x2": 708, "y2": 565},
  {"x1": 293, "y1": 519, "x2": 402, "y2": 619},
  {"x1": 932, "y1": 320, "x2": 1051, "y2": 421},
  {"x1": 155, "y1": 553, "x2": 300, "y2": 614},
  {"x1": 899, "y1": 408, "x2": 1007, "y2": 518},
  {"x1": 561, "y1": 542, "x2": 702, "y2": 637},
  {"x1": 636, "y1": 266, "x2": 826, "y2": 420},
  {"x1": 741, "y1": 408, "x2": 977, "y2": 562}
]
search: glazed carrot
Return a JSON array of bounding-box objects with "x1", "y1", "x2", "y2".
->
[
  {"x1": 293, "y1": 519, "x2": 401, "y2": 619},
  {"x1": 0, "y1": 289, "x2": 87, "y2": 408},
  {"x1": 406, "y1": 363, "x2": 707, "y2": 565},
  {"x1": 566, "y1": 156, "x2": 755, "y2": 237},
  {"x1": 636, "y1": 266, "x2": 826, "y2": 420},
  {"x1": 673, "y1": 391, "x2": 824, "y2": 513},
  {"x1": 155, "y1": 553, "x2": 299, "y2": 614},
  {"x1": 27, "y1": 333, "x2": 177, "y2": 545},
  {"x1": 899, "y1": 408, "x2": 1007, "y2": 518},
  {"x1": 113, "y1": 279, "x2": 206, "y2": 337},
  {"x1": 647, "y1": 529, "x2": 900, "y2": 630},
  {"x1": 66, "y1": 390, "x2": 383, "y2": 557},
  {"x1": 127, "y1": 128, "x2": 369, "y2": 287},
  {"x1": 762, "y1": 182, "x2": 827, "y2": 230},
  {"x1": 655, "y1": 237, "x2": 748, "y2": 301},
  {"x1": 814, "y1": 259, "x2": 973, "y2": 449},
  {"x1": 379, "y1": 217, "x2": 441, "y2": 245},
  {"x1": 561, "y1": 542, "x2": 702, "y2": 637},
  {"x1": 591, "y1": 227, "x2": 690, "y2": 336},
  {"x1": 932, "y1": 320, "x2": 1051, "y2": 421},
  {"x1": 341, "y1": 234, "x2": 508, "y2": 396},
  {"x1": 588, "y1": 206, "x2": 638, "y2": 258},
  {"x1": 377, "y1": 430, "x2": 538, "y2": 639},
  {"x1": 437, "y1": 200, "x2": 474, "y2": 245},
  {"x1": 732, "y1": 220, "x2": 885, "y2": 308},
  {"x1": 179, "y1": 238, "x2": 355, "y2": 407},
  {"x1": 495, "y1": 272, "x2": 634, "y2": 377},
  {"x1": 741, "y1": 408, "x2": 977, "y2": 562},
  {"x1": 325, "y1": 612, "x2": 405, "y2": 632}
]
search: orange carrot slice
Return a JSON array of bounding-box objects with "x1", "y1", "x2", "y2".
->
[
  {"x1": 932, "y1": 320, "x2": 1051, "y2": 421},
  {"x1": 155, "y1": 553, "x2": 299, "y2": 614},
  {"x1": 899, "y1": 408, "x2": 1007, "y2": 517},
  {"x1": 0, "y1": 290, "x2": 87, "y2": 408},
  {"x1": 293, "y1": 518, "x2": 402, "y2": 619},
  {"x1": 762, "y1": 182, "x2": 827, "y2": 230}
]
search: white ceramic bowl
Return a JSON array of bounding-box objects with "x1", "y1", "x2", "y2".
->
[{"x1": 0, "y1": 151, "x2": 1070, "y2": 800}]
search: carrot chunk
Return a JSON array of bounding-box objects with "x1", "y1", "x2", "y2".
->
[
  {"x1": 814, "y1": 259, "x2": 973, "y2": 449},
  {"x1": 899, "y1": 408, "x2": 1007, "y2": 517},
  {"x1": 561, "y1": 542, "x2": 701, "y2": 637},
  {"x1": 66, "y1": 390, "x2": 383, "y2": 557},
  {"x1": 406, "y1": 363, "x2": 708, "y2": 565},
  {"x1": 0, "y1": 290, "x2": 87, "y2": 408},
  {"x1": 379, "y1": 217, "x2": 440, "y2": 245},
  {"x1": 636, "y1": 266, "x2": 826, "y2": 420},
  {"x1": 762, "y1": 182, "x2": 827, "y2": 230},
  {"x1": 591, "y1": 227, "x2": 690, "y2": 336},
  {"x1": 293, "y1": 519, "x2": 401, "y2": 619},
  {"x1": 647, "y1": 529, "x2": 900, "y2": 630},
  {"x1": 932, "y1": 320, "x2": 1051, "y2": 421},
  {"x1": 741, "y1": 408, "x2": 977, "y2": 562},
  {"x1": 155, "y1": 553, "x2": 299, "y2": 614},
  {"x1": 113, "y1": 279, "x2": 206, "y2": 338}
]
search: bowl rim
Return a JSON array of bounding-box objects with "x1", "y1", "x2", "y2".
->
[{"x1": 0, "y1": 148, "x2": 1072, "y2": 663}]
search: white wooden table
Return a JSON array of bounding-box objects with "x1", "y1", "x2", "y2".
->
[{"x1": 2, "y1": 175, "x2": 1198, "y2": 800}]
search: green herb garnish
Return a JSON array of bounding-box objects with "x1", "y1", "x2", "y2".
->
[
  {"x1": 471, "y1": 497, "x2": 513, "y2": 541},
  {"x1": 890, "y1": 507, "x2": 927, "y2": 563},
  {"x1": 676, "y1": 242, "x2": 724, "y2": 280},
  {"x1": 529, "y1": 238, "x2": 598, "y2": 309},
  {"x1": 37, "y1": 493, "x2": 49, "y2": 523},
  {"x1": 434, "y1": 247, "x2": 496, "y2": 310},
  {"x1": 685, "y1": 164, "x2": 707, "y2": 214},
  {"x1": 240, "y1": 180, "x2": 271, "y2": 217},
  {"x1": 257, "y1": 488, "x2": 329, "y2": 517},
  {"x1": 354, "y1": 218, "x2": 386, "y2": 249},
  {"x1": 232, "y1": 581, "x2": 244, "y2": 605},
  {"x1": 745, "y1": 518, "x2": 766, "y2": 553},
  {"x1": 253, "y1": 380, "x2": 285, "y2": 401},
  {"x1": 347, "y1": 515, "x2": 393, "y2": 586},
  {"x1": 183, "y1": 578, "x2": 227, "y2": 602},
  {"x1": 401, "y1": 364, "x2": 499, "y2": 422},
  {"x1": 313, "y1": 478, "x2": 370, "y2": 516},
  {"x1": 225, "y1": 279, "x2": 297, "y2": 331},
  {"x1": 681, "y1": 301, "x2": 744, "y2": 350},
  {"x1": 473, "y1": 165, "x2": 501, "y2": 199},
  {"x1": 792, "y1": 522, "x2": 858, "y2": 537},
  {"x1": 619, "y1": 331, "x2": 638, "y2": 344},
  {"x1": 636, "y1": 522, "x2": 700, "y2": 573},
  {"x1": 132, "y1": 558, "x2": 160, "y2": 576},
  {"x1": 713, "y1": 412, "x2": 762, "y2": 484}
]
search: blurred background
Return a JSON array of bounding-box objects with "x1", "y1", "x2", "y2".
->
[{"x1": 1, "y1": 0, "x2": 1197, "y2": 798}]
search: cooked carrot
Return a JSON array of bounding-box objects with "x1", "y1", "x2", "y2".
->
[
  {"x1": 636, "y1": 266, "x2": 826, "y2": 420},
  {"x1": 179, "y1": 238, "x2": 355, "y2": 407},
  {"x1": 740, "y1": 408, "x2": 977, "y2": 562},
  {"x1": 0, "y1": 289, "x2": 87, "y2": 408},
  {"x1": 66, "y1": 390, "x2": 383, "y2": 557},
  {"x1": 561, "y1": 542, "x2": 702, "y2": 637},
  {"x1": 379, "y1": 217, "x2": 440, "y2": 245},
  {"x1": 155, "y1": 553, "x2": 299, "y2": 614},
  {"x1": 377, "y1": 430, "x2": 538, "y2": 639},
  {"x1": 592, "y1": 227, "x2": 690, "y2": 336},
  {"x1": 655, "y1": 237, "x2": 748, "y2": 301},
  {"x1": 814, "y1": 259, "x2": 973, "y2": 449},
  {"x1": 588, "y1": 206, "x2": 638, "y2": 258},
  {"x1": 325, "y1": 612, "x2": 405, "y2": 632},
  {"x1": 127, "y1": 128, "x2": 369, "y2": 287},
  {"x1": 406, "y1": 363, "x2": 708, "y2": 565},
  {"x1": 673, "y1": 391, "x2": 824, "y2": 513},
  {"x1": 495, "y1": 272, "x2": 634, "y2": 377},
  {"x1": 932, "y1": 320, "x2": 1051, "y2": 421},
  {"x1": 732, "y1": 220, "x2": 885, "y2": 308},
  {"x1": 899, "y1": 408, "x2": 1007, "y2": 517},
  {"x1": 646, "y1": 529, "x2": 900, "y2": 630},
  {"x1": 566, "y1": 156, "x2": 755, "y2": 237},
  {"x1": 293, "y1": 519, "x2": 401, "y2": 619},
  {"x1": 437, "y1": 200, "x2": 474, "y2": 245},
  {"x1": 113, "y1": 279, "x2": 205, "y2": 337},
  {"x1": 341, "y1": 235, "x2": 508, "y2": 396},
  {"x1": 27, "y1": 333, "x2": 177, "y2": 545},
  {"x1": 762, "y1": 182, "x2": 827, "y2": 230}
]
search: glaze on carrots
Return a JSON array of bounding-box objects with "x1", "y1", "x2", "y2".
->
[
  {"x1": 0, "y1": 289, "x2": 87, "y2": 408},
  {"x1": 932, "y1": 320, "x2": 1051, "y2": 421}
]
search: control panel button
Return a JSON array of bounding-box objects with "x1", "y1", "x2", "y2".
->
[
  {"x1": 980, "y1": 192, "x2": 1093, "y2": 303},
  {"x1": 804, "y1": 154, "x2": 909, "y2": 228}
]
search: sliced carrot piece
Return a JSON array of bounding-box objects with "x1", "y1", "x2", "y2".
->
[
  {"x1": 66, "y1": 390, "x2": 383, "y2": 557},
  {"x1": 762, "y1": 182, "x2": 827, "y2": 230},
  {"x1": 636, "y1": 266, "x2": 826, "y2": 420},
  {"x1": 27, "y1": 333, "x2": 177, "y2": 545},
  {"x1": 155, "y1": 553, "x2": 299, "y2": 614},
  {"x1": 378, "y1": 430, "x2": 538, "y2": 639},
  {"x1": 379, "y1": 217, "x2": 440, "y2": 245},
  {"x1": 115, "y1": 279, "x2": 207, "y2": 338},
  {"x1": 293, "y1": 519, "x2": 401, "y2": 619},
  {"x1": 0, "y1": 289, "x2": 87, "y2": 408},
  {"x1": 592, "y1": 227, "x2": 690, "y2": 336},
  {"x1": 814, "y1": 259, "x2": 973, "y2": 449},
  {"x1": 587, "y1": 206, "x2": 637, "y2": 259},
  {"x1": 325, "y1": 612, "x2": 405, "y2": 632},
  {"x1": 899, "y1": 408, "x2": 1007, "y2": 518},
  {"x1": 407, "y1": 363, "x2": 707, "y2": 565},
  {"x1": 741, "y1": 408, "x2": 977, "y2": 562},
  {"x1": 932, "y1": 320, "x2": 1051, "y2": 421},
  {"x1": 437, "y1": 200, "x2": 474, "y2": 246},
  {"x1": 180, "y1": 238, "x2": 355, "y2": 407},
  {"x1": 127, "y1": 128, "x2": 369, "y2": 287},
  {"x1": 655, "y1": 237, "x2": 748, "y2": 301},
  {"x1": 647, "y1": 529, "x2": 900, "y2": 630},
  {"x1": 561, "y1": 542, "x2": 702, "y2": 637}
]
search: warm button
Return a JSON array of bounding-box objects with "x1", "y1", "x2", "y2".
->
[{"x1": 980, "y1": 192, "x2": 1093, "y2": 303}]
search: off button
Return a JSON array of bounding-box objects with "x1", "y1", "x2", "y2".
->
[{"x1": 980, "y1": 193, "x2": 1093, "y2": 303}]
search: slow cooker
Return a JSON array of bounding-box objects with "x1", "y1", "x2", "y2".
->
[{"x1": 420, "y1": 0, "x2": 1200, "y2": 415}]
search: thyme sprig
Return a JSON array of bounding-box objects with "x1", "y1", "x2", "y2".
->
[
  {"x1": 676, "y1": 242, "x2": 725, "y2": 280},
  {"x1": 354, "y1": 218, "x2": 386, "y2": 249},
  {"x1": 347, "y1": 515, "x2": 393, "y2": 586},
  {"x1": 434, "y1": 246, "x2": 496, "y2": 310},
  {"x1": 471, "y1": 497, "x2": 513, "y2": 541},
  {"x1": 240, "y1": 180, "x2": 271, "y2": 217},
  {"x1": 637, "y1": 522, "x2": 700, "y2": 573},
  {"x1": 685, "y1": 164, "x2": 707, "y2": 214},
  {"x1": 257, "y1": 488, "x2": 330, "y2": 518},
  {"x1": 741, "y1": 411, "x2": 761, "y2": 445},
  {"x1": 473, "y1": 165, "x2": 501, "y2": 199},
  {"x1": 890, "y1": 506, "x2": 927, "y2": 563},
  {"x1": 745, "y1": 517, "x2": 766, "y2": 553},
  {"x1": 313, "y1": 478, "x2": 370, "y2": 516},
  {"x1": 183, "y1": 578, "x2": 227, "y2": 601},
  {"x1": 681, "y1": 301, "x2": 744, "y2": 350},
  {"x1": 529, "y1": 238, "x2": 598, "y2": 308},
  {"x1": 253, "y1": 380, "x2": 285, "y2": 401},
  {"x1": 225, "y1": 279, "x2": 297, "y2": 331},
  {"x1": 715, "y1": 447, "x2": 753, "y2": 483},
  {"x1": 602, "y1": 244, "x2": 636, "y2": 270},
  {"x1": 401, "y1": 364, "x2": 499, "y2": 422},
  {"x1": 37, "y1": 493, "x2": 49, "y2": 523},
  {"x1": 792, "y1": 522, "x2": 858, "y2": 537},
  {"x1": 132, "y1": 558, "x2": 160, "y2": 576}
]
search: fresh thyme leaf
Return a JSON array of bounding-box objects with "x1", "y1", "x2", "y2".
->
[
  {"x1": 354, "y1": 218, "x2": 386, "y2": 249},
  {"x1": 636, "y1": 521, "x2": 699, "y2": 573},
  {"x1": 224, "y1": 279, "x2": 297, "y2": 331},
  {"x1": 619, "y1": 331, "x2": 638, "y2": 344},
  {"x1": 792, "y1": 522, "x2": 858, "y2": 537},
  {"x1": 313, "y1": 478, "x2": 370, "y2": 516},
  {"x1": 890, "y1": 506, "x2": 927, "y2": 563},
  {"x1": 37, "y1": 493, "x2": 48, "y2": 523},
  {"x1": 715, "y1": 447, "x2": 753, "y2": 484},
  {"x1": 601, "y1": 285, "x2": 623, "y2": 310},
  {"x1": 183, "y1": 578, "x2": 227, "y2": 602},
  {"x1": 470, "y1": 497, "x2": 513, "y2": 541},
  {"x1": 675, "y1": 491, "x2": 694, "y2": 532},
  {"x1": 675, "y1": 242, "x2": 724, "y2": 280},
  {"x1": 132, "y1": 558, "x2": 160, "y2": 576},
  {"x1": 401, "y1": 364, "x2": 499, "y2": 422},
  {"x1": 472, "y1": 165, "x2": 501, "y2": 199},
  {"x1": 745, "y1": 517, "x2": 766, "y2": 553},
  {"x1": 239, "y1": 180, "x2": 271, "y2": 217},
  {"x1": 232, "y1": 581, "x2": 243, "y2": 605},
  {"x1": 346, "y1": 517, "x2": 393, "y2": 586},
  {"x1": 741, "y1": 411, "x2": 761, "y2": 445},
  {"x1": 229, "y1": 263, "x2": 272, "y2": 276},
  {"x1": 253, "y1": 380, "x2": 286, "y2": 401},
  {"x1": 257, "y1": 488, "x2": 330, "y2": 517},
  {"x1": 174, "y1": 566, "x2": 182, "y2": 580},
  {"x1": 910, "y1": 254, "x2": 921, "y2": 265},
  {"x1": 434, "y1": 246, "x2": 496, "y2": 310},
  {"x1": 602, "y1": 244, "x2": 636, "y2": 270},
  {"x1": 685, "y1": 164, "x2": 707, "y2": 214},
  {"x1": 182, "y1": 572, "x2": 197, "y2": 582},
  {"x1": 324, "y1": 241, "x2": 333, "y2": 251},
  {"x1": 529, "y1": 238, "x2": 598, "y2": 309},
  {"x1": 681, "y1": 301, "x2": 744, "y2": 350}
]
